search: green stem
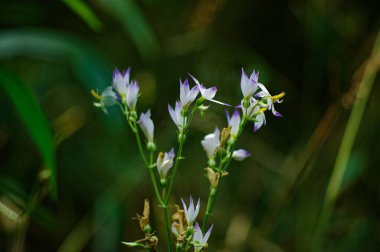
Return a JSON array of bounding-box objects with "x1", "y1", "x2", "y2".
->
[
  {"x1": 131, "y1": 121, "x2": 149, "y2": 167},
  {"x1": 312, "y1": 31, "x2": 380, "y2": 251},
  {"x1": 163, "y1": 206, "x2": 173, "y2": 252},
  {"x1": 165, "y1": 106, "x2": 196, "y2": 203},
  {"x1": 202, "y1": 118, "x2": 248, "y2": 232}
]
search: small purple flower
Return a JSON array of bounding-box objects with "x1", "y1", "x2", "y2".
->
[
  {"x1": 157, "y1": 148, "x2": 175, "y2": 179},
  {"x1": 201, "y1": 128, "x2": 220, "y2": 159},
  {"x1": 126, "y1": 79, "x2": 139, "y2": 111},
  {"x1": 226, "y1": 110, "x2": 241, "y2": 138},
  {"x1": 180, "y1": 79, "x2": 199, "y2": 109},
  {"x1": 240, "y1": 68, "x2": 259, "y2": 98},
  {"x1": 193, "y1": 222, "x2": 213, "y2": 252},
  {"x1": 168, "y1": 101, "x2": 186, "y2": 132},
  {"x1": 138, "y1": 110, "x2": 154, "y2": 143},
  {"x1": 112, "y1": 67, "x2": 130, "y2": 97},
  {"x1": 232, "y1": 149, "x2": 251, "y2": 161},
  {"x1": 188, "y1": 74, "x2": 229, "y2": 106},
  {"x1": 181, "y1": 196, "x2": 200, "y2": 226}
]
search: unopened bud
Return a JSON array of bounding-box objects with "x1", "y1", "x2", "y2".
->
[
  {"x1": 243, "y1": 98, "x2": 250, "y2": 109},
  {"x1": 147, "y1": 142, "x2": 156, "y2": 152},
  {"x1": 160, "y1": 178, "x2": 167, "y2": 187},
  {"x1": 207, "y1": 159, "x2": 216, "y2": 168}
]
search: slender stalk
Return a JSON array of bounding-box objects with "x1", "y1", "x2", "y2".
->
[
  {"x1": 163, "y1": 205, "x2": 173, "y2": 252},
  {"x1": 202, "y1": 118, "x2": 248, "y2": 232},
  {"x1": 312, "y1": 31, "x2": 380, "y2": 251},
  {"x1": 165, "y1": 106, "x2": 197, "y2": 203}
]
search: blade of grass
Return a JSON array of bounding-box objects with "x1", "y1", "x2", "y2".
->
[
  {"x1": 62, "y1": 0, "x2": 104, "y2": 32},
  {"x1": 0, "y1": 69, "x2": 57, "y2": 198},
  {"x1": 312, "y1": 30, "x2": 380, "y2": 251}
]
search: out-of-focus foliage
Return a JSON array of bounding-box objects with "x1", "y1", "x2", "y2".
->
[{"x1": 0, "y1": 0, "x2": 379, "y2": 251}]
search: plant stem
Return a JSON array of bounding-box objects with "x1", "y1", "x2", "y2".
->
[
  {"x1": 202, "y1": 118, "x2": 248, "y2": 232},
  {"x1": 163, "y1": 205, "x2": 173, "y2": 252},
  {"x1": 312, "y1": 30, "x2": 380, "y2": 251}
]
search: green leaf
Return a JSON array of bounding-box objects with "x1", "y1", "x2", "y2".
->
[
  {"x1": 0, "y1": 69, "x2": 57, "y2": 198},
  {"x1": 62, "y1": 0, "x2": 104, "y2": 32}
]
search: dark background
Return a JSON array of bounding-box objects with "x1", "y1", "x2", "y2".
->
[{"x1": 0, "y1": 0, "x2": 379, "y2": 251}]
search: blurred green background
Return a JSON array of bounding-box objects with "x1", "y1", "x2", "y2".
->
[{"x1": 0, "y1": 0, "x2": 379, "y2": 251}]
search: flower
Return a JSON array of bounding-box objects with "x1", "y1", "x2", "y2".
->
[
  {"x1": 232, "y1": 149, "x2": 251, "y2": 161},
  {"x1": 126, "y1": 79, "x2": 139, "y2": 111},
  {"x1": 240, "y1": 68, "x2": 259, "y2": 98},
  {"x1": 226, "y1": 110, "x2": 241, "y2": 138},
  {"x1": 253, "y1": 109, "x2": 266, "y2": 132},
  {"x1": 168, "y1": 101, "x2": 186, "y2": 132},
  {"x1": 112, "y1": 67, "x2": 130, "y2": 98},
  {"x1": 91, "y1": 87, "x2": 118, "y2": 114},
  {"x1": 255, "y1": 83, "x2": 284, "y2": 117},
  {"x1": 193, "y1": 222, "x2": 213, "y2": 252},
  {"x1": 157, "y1": 148, "x2": 175, "y2": 179},
  {"x1": 201, "y1": 128, "x2": 220, "y2": 159},
  {"x1": 138, "y1": 110, "x2": 154, "y2": 143},
  {"x1": 181, "y1": 196, "x2": 200, "y2": 226},
  {"x1": 180, "y1": 79, "x2": 199, "y2": 109},
  {"x1": 188, "y1": 74, "x2": 228, "y2": 106}
]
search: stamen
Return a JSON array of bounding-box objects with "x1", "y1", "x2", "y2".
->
[
  {"x1": 91, "y1": 89, "x2": 102, "y2": 100},
  {"x1": 270, "y1": 91, "x2": 285, "y2": 100}
]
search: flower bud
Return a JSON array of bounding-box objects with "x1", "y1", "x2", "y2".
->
[
  {"x1": 147, "y1": 142, "x2": 156, "y2": 152},
  {"x1": 207, "y1": 159, "x2": 216, "y2": 167},
  {"x1": 160, "y1": 178, "x2": 167, "y2": 187}
]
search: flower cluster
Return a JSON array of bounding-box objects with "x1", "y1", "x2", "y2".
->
[
  {"x1": 92, "y1": 67, "x2": 284, "y2": 252},
  {"x1": 171, "y1": 197, "x2": 213, "y2": 251}
]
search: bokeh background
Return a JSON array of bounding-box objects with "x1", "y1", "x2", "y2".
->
[{"x1": 0, "y1": 0, "x2": 380, "y2": 251}]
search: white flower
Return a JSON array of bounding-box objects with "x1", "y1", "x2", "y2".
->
[
  {"x1": 240, "y1": 68, "x2": 259, "y2": 98},
  {"x1": 232, "y1": 149, "x2": 251, "y2": 161},
  {"x1": 92, "y1": 87, "x2": 118, "y2": 114},
  {"x1": 188, "y1": 74, "x2": 229, "y2": 106},
  {"x1": 253, "y1": 110, "x2": 266, "y2": 132},
  {"x1": 193, "y1": 222, "x2": 213, "y2": 252},
  {"x1": 201, "y1": 128, "x2": 220, "y2": 159},
  {"x1": 168, "y1": 101, "x2": 186, "y2": 132},
  {"x1": 181, "y1": 197, "x2": 200, "y2": 226},
  {"x1": 255, "y1": 83, "x2": 284, "y2": 117},
  {"x1": 112, "y1": 68, "x2": 130, "y2": 98},
  {"x1": 126, "y1": 79, "x2": 139, "y2": 111},
  {"x1": 226, "y1": 110, "x2": 241, "y2": 138},
  {"x1": 180, "y1": 79, "x2": 199, "y2": 109},
  {"x1": 138, "y1": 110, "x2": 154, "y2": 143},
  {"x1": 157, "y1": 148, "x2": 175, "y2": 179}
]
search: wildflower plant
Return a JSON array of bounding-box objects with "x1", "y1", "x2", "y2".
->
[{"x1": 91, "y1": 67, "x2": 285, "y2": 251}]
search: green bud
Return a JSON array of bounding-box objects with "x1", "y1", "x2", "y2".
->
[
  {"x1": 243, "y1": 98, "x2": 250, "y2": 109},
  {"x1": 143, "y1": 224, "x2": 152, "y2": 234},
  {"x1": 160, "y1": 178, "x2": 167, "y2": 187},
  {"x1": 208, "y1": 159, "x2": 216, "y2": 167},
  {"x1": 147, "y1": 142, "x2": 156, "y2": 152}
]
